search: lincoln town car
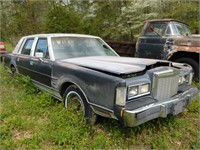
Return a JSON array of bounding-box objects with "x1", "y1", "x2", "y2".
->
[{"x1": 4, "y1": 34, "x2": 198, "y2": 127}]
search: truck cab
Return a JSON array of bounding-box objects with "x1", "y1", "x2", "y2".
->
[{"x1": 136, "y1": 19, "x2": 199, "y2": 80}]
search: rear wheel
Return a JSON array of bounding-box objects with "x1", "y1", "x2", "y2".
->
[
  {"x1": 63, "y1": 85, "x2": 97, "y2": 125},
  {"x1": 176, "y1": 57, "x2": 199, "y2": 80}
]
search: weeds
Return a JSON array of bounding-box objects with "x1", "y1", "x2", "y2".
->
[{"x1": 0, "y1": 64, "x2": 199, "y2": 149}]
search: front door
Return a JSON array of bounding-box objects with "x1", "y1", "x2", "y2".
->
[{"x1": 28, "y1": 38, "x2": 52, "y2": 87}]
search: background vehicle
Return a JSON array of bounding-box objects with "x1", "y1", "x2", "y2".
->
[
  {"x1": 135, "y1": 19, "x2": 199, "y2": 80},
  {"x1": 107, "y1": 19, "x2": 199, "y2": 80},
  {"x1": 0, "y1": 41, "x2": 7, "y2": 62}
]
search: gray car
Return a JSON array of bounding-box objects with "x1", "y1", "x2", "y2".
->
[{"x1": 5, "y1": 34, "x2": 198, "y2": 127}]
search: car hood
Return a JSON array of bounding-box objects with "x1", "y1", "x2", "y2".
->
[{"x1": 60, "y1": 56, "x2": 169, "y2": 75}]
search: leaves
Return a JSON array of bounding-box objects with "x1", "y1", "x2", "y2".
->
[{"x1": 0, "y1": 0, "x2": 199, "y2": 44}]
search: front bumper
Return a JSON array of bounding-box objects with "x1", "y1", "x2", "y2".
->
[{"x1": 122, "y1": 87, "x2": 198, "y2": 127}]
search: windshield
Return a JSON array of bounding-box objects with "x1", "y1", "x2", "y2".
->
[
  {"x1": 51, "y1": 37, "x2": 117, "y2": 59},
  {"x1": 172, "y1": 22, "x2": 192, "y2": 36}
]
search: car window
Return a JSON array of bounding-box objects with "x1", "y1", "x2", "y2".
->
[
  {"x1": 144, "y1": 22, "x2": 168, "y2": 36},
  {"x1": 172, "y1": 22, "x2": 192, "y2": 36},
  {"x1": 21, "y1": 39, "x2": 34, "y2": 55},
  {"x1": 165, "y1": 26, "x2": 172, "y2": 35},
  {"x1": 35, "y1": 38, "x2": 49, "y2": 59},
  {"x1": 51, "y1": 37, "x2": 117, "y2": 59}
]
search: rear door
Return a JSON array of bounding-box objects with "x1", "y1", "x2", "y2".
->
[{"x1": 16, "y1": 38, "x2": 34, "y2": 76}]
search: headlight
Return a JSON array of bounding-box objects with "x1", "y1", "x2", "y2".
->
[
  {"x1": 140, "y1": 84, "x2": 150, "y2": 94},
  {"x1": 178, "y1": 73, "x2": 192, "y2": 85},
  {"x1": 178, "y1": 76, "x2": 185, "y2": 84},
  {"x1": 116, "y1": 87, "x2": 126, "y2": 106},
  {"x1": 128, "y1": 86, "x2": 138, "y2": 97},
  {"x1": 128, "y1": 83, "x2": 150, "y2": 99}
]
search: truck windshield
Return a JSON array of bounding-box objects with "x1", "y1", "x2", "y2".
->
[
  {"x1": 51, "y1": 37, "x2": 118, "y2": 59},
  {"x1": 172, "y1": 22, "x2": 192, "y2": 36}
]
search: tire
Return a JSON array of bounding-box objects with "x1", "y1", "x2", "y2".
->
[
  {"x1": 63, "y1": 85, "x2": 97, "y2": 125},
  {"x1": 176, "y1": 57, "x2": 199, "y2": 81}
]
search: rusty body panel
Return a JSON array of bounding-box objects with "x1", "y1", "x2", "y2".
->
[
  {"x1": 171, "y1": 45, "x2": 200, "y2": 53},
  {"x1": 174, "y1": 37, "x2": 200, "y2": 48}
]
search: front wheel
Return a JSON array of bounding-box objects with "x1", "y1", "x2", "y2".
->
[
  {"x1": 10, "y1": 65, "x2": 17, "y2": 77},
  {"x1": 176, "y1": 57, "x2": 199, "y2": 81},
  {"x1": 63, "y1": 85, "x2": 97, "y2": 125}
]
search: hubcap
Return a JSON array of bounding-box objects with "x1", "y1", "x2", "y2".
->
[{"x1": 65, "y1": 91, "x2": 85, "y2": 115}]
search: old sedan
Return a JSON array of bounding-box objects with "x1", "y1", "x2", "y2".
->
[{"x1": 5, "y1": 34, "x2": 198, "y2": 127}]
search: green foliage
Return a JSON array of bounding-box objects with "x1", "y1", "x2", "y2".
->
[
  {"x1": 159, "y1": 0, "x2": 199, "y2": 33},
  {"x1": 0, "y1": 0, "x2": 199, "y2": 44},
  {"x1": 0, "y1": 0, "x2": 50, "y2": 44},
  {"x1": 45, "y1": 2, "x2": 83, "y2": 33}
]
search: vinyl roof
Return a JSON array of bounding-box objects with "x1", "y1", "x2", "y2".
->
[{"x1": 22, "y1": 33, "x2": 99, "y2": 39}]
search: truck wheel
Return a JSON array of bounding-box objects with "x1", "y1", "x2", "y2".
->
[
  {"x1": 63, "y1": 85, "x2": 97, "y2": 125},
  {"x1": 176, "y1": 58, "x2": 199, "y2": 80}
]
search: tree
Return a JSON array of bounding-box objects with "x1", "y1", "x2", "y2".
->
[
  {"x1": 0, "y1": 0, "x2": 50, "y2": 44},
  {"x1": 45, "y1": 1, "x2": 83, "y2": 33},
  {"x1": 0, "y1": 0, "x2": 199, "y2": 44}
]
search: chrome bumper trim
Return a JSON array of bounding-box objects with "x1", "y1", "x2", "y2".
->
[{"x1": 122, "y1": 87, "x2": 198, "y2": 127}]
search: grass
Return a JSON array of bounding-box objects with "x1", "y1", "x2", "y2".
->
[{"x1": 0, "y1": 63, "x2": 199, "y2": 149}]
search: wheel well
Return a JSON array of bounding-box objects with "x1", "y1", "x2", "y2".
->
[
  {"x1": 11, "y1": 64, "x2": 15, "y2": 68},
  {"x1": 169, "y1": 51, "x2": 199, "y2": 63},
  {"x1": 10, "y1": 64, "x2": 16, "y2": 72},
  {"x1": 60, "y1": 82, "x2": 74, "y2": 97}
]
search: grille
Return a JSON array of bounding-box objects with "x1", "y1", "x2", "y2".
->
[{"x1": 153, "y1": 69, "x2": 179, "y2": 101}]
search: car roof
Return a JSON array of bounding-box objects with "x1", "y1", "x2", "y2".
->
[
  {"x1": 22, "y1": 33, "x2": 100, "y2": 39},
  {"x1": 146, "y1": 19, "x2": 188, "y2": 25}
]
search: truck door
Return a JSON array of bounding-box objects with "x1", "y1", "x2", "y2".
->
[{"x1": 137, "y1": 22, "x2": 168, "y2": 59}]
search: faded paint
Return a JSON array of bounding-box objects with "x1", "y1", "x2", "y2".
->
[
  {"x1": 62, "y1": 56, "x2": 169, "y2": 75},
  {"x1": 4, "y1": 34, "x2": 199, "y2": 127}
]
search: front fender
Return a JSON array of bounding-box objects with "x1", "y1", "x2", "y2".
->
[{"x1": 52, "y1": 62, "x2": 125, "y2": 112}]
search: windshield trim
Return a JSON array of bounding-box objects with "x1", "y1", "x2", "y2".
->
[
  {"x1": 171, "y1": 21, "x2": 192, "y2": 36},
  {"x1": 50, "y1": 36, "x2": 119, "y2": 60}
]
